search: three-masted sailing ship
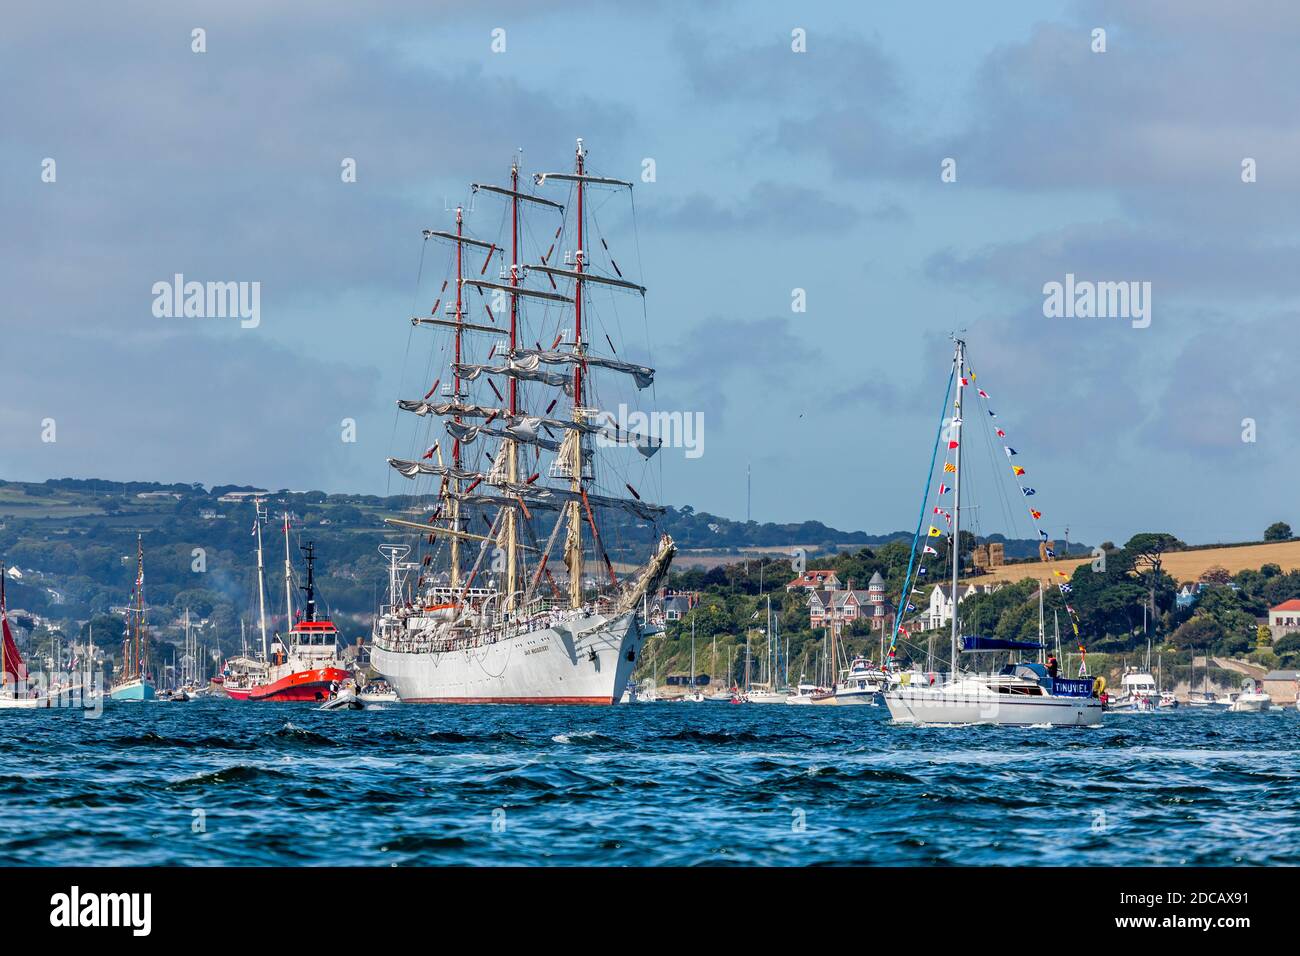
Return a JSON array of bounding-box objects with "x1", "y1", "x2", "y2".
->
[
  {"x1": 110, "y1": 536, "x2": 156, "y2": 701},
  {"x1": 370, "y1": 139, "x2": 674, "y2": 704}
]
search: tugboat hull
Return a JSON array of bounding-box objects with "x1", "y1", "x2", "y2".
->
[{"x1": 248, "y1": 667, "x2": 352, "y2": 703}]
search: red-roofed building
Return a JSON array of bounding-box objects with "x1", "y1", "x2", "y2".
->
[
  {"x1": 1268, "y1": 599, "x2": 1300, "y2": 640},
  {"x1": 786, "y1": 570, "x2": 842, "y2": 593}
]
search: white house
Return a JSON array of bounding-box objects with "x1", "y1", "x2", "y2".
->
[
  {"x1": 1268, "y1": 600, "x2": 1300, "y2": 641},
  {"x1": 926, "y1": 582, "x2": 1002, "y2": 631}
]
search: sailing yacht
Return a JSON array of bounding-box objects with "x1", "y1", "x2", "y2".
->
[
  {"x1": 110, "y1": 537, "x2": 156, "y2": 702},
  {"x1": 882, "y1": 337, "x2": 1102, "y2": 727},
  {"x1": 370, "y1": 140, "x2": 674, "y2": 704},
  {"x1": 1, "y1": 563, "x2": 49, "y2": 709}
]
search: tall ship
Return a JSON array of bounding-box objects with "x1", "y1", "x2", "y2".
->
[
  {"x1": 235, "y1": 510, "x2": 351, "y2": 703},
  {"x1": 882, "y1": 336, "x2": 1103, "y2": 726},
  {"x1": 110, "y1": 536, "x2": 156, "y2": 702},
  {"x1": 371, "y1": 139, "x2": 675, "y2": 704}
]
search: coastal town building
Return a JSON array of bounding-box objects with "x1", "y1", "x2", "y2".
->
[
  {"x1": 925, "y1": 582, "x2": 1003, "y2": 631},
  {"x1": 1268, "y1": 599, "x2": 1300, "y2": 641},
  {"x1": 1261, "y1": 669, "x2": 1299, "y2": 706},
  {"x1": 807, "y1": 573, "x2": 895, "y2": 632},
  {"x1": 785, "y1": 570, "x2": 842, "y2": 593}
]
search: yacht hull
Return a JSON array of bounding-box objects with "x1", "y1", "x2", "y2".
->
[
  {"x1": 109, "y1": 678, "x2": 155, "y2": 702},
  {"x1": 0, "y1": 694, "x2": 48, "y2": 709},
  {"x1": 886, "y1": 688, "x2": 1102, "y2": 726},
  {"x1": 372, "y1": 611, "x2": 644, "y2": 704}
]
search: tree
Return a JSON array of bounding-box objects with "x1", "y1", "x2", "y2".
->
[
  {"x1": 1169, "y1": 614, "x2": 1223, "y2": 651},
  {"x1": 1264, "y1": 522, "x2": 1292, "y2": 542},
  {"x1": 1199, "y1": 565, "x2": 1231, "y2": 586},
  {"x1": 1124, "y1": 532, "x2": 1184, "y2": 621}
]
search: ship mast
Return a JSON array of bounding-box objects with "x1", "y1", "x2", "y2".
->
[
  {"x1": 950, "y1": 337, "x2": 965, "y2": 680},
  {"x1": 254, "y1": 498, "x2": 269, "y2": 662},
  {"x1": 300, "y1": 542, "x2": 318, "y2": 622},
  {"x1": 450, "y1": 205, "x2": 464, "y2": 589},
  {"x1": 282, "y1": 513, "x2": 294, "y2": 630},
  {"x1": 566, "y1": 138, "x2": 587, "y2": 609},
  {"x1": 505, "y1": 157, "x2": 521, "y2": 612}
]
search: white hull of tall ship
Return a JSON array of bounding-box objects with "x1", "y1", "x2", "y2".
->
[
  {"x1": 372, "y1": 609, "x2": 646, "y2": 705},
  {"x1": 886, "y1": 678, "x2": 1102, "y2": 727},
  {"x1": 746, "y1": 690, "x2": 789, "y2": 705}
]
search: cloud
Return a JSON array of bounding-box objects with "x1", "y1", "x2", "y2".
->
[
  {"x1": 0, "y1": 324, "x2": 381, "y2": 492},
  {"x1": 638, "y1": 180, "x2": 857, "y2": 235}
]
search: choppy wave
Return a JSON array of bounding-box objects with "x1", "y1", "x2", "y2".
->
[{"x1": 3, "y1": 701, "x2": 1299, "y2": 865}]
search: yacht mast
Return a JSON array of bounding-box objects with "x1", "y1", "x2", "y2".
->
[
  {"x1": 1038, "y1": 582, "x2": 1046, "y2": 664},
  {"x1": 950, "y1": 337, "x2": 965, "y2": 679}
]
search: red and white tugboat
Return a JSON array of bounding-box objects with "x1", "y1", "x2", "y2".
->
[{"x1": 247, "y1": 523, "x2": 352, "y2": 703}]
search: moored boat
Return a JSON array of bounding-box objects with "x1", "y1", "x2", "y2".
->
[
  {"x1": 109, "y1": 537, "x2": 156, "y2": 702},
  {"x1": 1227, "y1": 679, "x2": 1272, "y2": 713},
  {"x1": 880, "y1": 337, "x2": 1102, "y2": 727},
  {"x1": 245, "y1": 537, "x2": 351, "y2": 703}
]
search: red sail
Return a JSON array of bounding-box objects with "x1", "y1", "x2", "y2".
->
[{"x1": 2, "y1": 610, "x2": 25, "y2": 683}]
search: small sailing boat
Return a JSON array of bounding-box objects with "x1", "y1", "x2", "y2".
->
[
  {"x1": 1, "y1": 562, "x2": 50, "y2": 709},
  {"x1": 881, "y1": 337, "x2": 1102, "y2": 727},
  {"x1": 110, "y1": 537, "x2": 156, "y2": 702},
  {"x1": 680, "y1": 612, "x2": 704, "y2": 702}
]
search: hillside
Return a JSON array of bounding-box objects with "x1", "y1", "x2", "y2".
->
[{"x1": 969, "y1": 539, "x2": 1300, "y2": 586}]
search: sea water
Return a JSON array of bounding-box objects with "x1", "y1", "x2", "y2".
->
[{"x1": 2, "y1": 701, "x2": 1296, "y2": 866}]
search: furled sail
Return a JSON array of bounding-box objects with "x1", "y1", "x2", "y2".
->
[
  {"x1": 446, "y1": 486, "x2": 666, "y2": 521},
  {"x1": 410, "y1": 316, "x2": 502, "y2": 335},
  {"x1": 445, "y1": 419, "x2": 592, "y2": 458},
  {"x1": 461, "y1": 279, "x2": 574, "y2": 304},
  {"x1": 533, "y1": 172, "x2": 633, "y2": 189},
  {"x1": 471, "y1": 183, "x2": 565, "y2": 210},
  {"x1": 510, "y1": 348, "x2": 655, "y2": 389},
  {"x1": 397, "y1": 399, "x2": 503, "y2": 419},
  {"x1": 422, "y1": 229, "x2": 499, "y2": 251},
  {"x1": 526, "y1": 264, "x2": 646, "y2": 296},
  {"x1": 454, "y1": 360, "x2": 573, "y2": 391}
]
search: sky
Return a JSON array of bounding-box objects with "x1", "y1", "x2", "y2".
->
[{"x1": 2, "y1": 0, "x2": 1298, "y2": 546}]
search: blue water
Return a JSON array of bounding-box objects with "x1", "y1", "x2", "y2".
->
[{"x1": 2, "y1": 701, "x2": 1297, "y2": 866}]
